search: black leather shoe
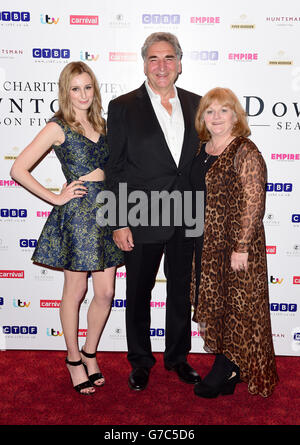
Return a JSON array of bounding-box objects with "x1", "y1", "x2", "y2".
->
[
  {"x1": 128, "y1": 367, "x2": 150, "y2": 391},
  {"x1": 165, "y1": 362, "x2": 201, "y2": 384}
]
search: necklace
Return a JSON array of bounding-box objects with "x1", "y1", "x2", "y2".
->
[{"x1": 204, "y1": 135, "x2": 233, "y2": 163}]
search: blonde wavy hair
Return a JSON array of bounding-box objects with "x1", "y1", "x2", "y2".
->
[
  {"x1": 195, "y1": 87, "x2": 250, "y2": 142},
  {"x1": 54, "y1": 61, "x2": 106, "y2": 135}
]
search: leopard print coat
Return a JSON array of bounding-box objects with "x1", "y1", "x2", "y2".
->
[{"x1": 190, "y1": 136, "x2": 278, "y2": 397}]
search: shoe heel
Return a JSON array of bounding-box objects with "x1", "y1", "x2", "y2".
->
[{"x1": 220, "y1": 376, "x2": 238, "y2": 395}]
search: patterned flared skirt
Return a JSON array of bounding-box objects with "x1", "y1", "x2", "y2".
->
[{"x1": 32, "y1": 181, "x2": 123, "y2": 271}]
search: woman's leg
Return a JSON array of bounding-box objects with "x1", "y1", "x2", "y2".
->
[
  {"x1": 81, "y1": 267, "x2": 116, "y2": 385},
  {"x1": 60, "y1": 270, "x2": 94, "y2": 394}
]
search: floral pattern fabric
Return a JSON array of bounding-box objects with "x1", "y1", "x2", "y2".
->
[{"x1": 31, "y1": 118, "x2": 123, "y2": 271}]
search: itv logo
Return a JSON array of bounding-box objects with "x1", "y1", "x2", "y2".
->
[{"x1": 270, "y1": 275, "x2": 283, "y2": 284}]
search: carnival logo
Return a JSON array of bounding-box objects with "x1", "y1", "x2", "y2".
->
[
  {"x1": 70, "y1": 15, "x2": 98, "y2": 25},
  {"x1": 109, "y1": 52, "x2": 137, "y2": 62},
  {"x1": 40, "y1": 300, "x2": 61, "y2": 308},
  {"x1": 0, "y1": 270, "x2": 24, "y2": 278}
]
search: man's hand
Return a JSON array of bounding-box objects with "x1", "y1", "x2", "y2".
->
[{"x1": 113, "y1": 227, "x2": 134, "y2": 251}]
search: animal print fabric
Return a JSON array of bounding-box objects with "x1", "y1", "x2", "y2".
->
[{"x1": 190, "y1": 137, "x2": 278, "y2": 397}]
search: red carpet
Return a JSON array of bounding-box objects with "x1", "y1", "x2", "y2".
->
[{"x1": 0, "y1": 351, "x2": 299, "y2": 426}]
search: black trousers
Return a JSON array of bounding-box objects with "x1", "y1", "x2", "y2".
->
[{"x1": 124, "y1": 229, "x2": 194, "y2": 369}]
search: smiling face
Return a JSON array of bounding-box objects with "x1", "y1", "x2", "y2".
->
[
  {"x1": 203, "y1": 100, "x2": 237, "y2": 138},
  {"x1": 144, "y1": 40, "x2": 181, "y2": 96},
  {"x1": 69, "y1": 72, "x2": 94, "y2": 114}
]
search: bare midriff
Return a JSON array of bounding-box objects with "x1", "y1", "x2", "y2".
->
[{"x1": 79, "y1": 168, "x2": 105, "y2": 182}]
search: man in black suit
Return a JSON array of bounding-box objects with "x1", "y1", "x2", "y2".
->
[{"x1": 106, "y1": 32, "x2": 201, "y2": 390}]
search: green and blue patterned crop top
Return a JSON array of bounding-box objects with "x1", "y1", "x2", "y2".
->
[{"x1": 49, "y1": 117, "x2": 109, "y2": 183}]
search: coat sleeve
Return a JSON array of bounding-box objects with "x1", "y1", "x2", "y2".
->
[{"x1": 233, "y1": 142, "x2": 267, "y2": 253}]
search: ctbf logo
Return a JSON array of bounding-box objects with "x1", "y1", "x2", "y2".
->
[
  {"x1": 1, "y1": 209, "x2": 27, "y2": 218},
  {"x1": 142, "y1": 14, "x2": 180, "y2": 24},
  {"x1": 150, "y1": 328, "x2": 165, "y2": 336},
  {"x1": 32, "y1": 48, "x2": 70, "y2": 59},
  {"x1": 266, "y1": 183, "x2": 293, "y2": 192},
  {"x1": 0, "y1": 11, "x2": 30, "y2": 21},
  {"x1": 112, "y1": 299, "x2": 126, "y2": 308},
  {"x1": 187, "y1": 50, "x2": 219, "y2": 61},
  {"x1": 19, "y1": 239, "x2": 37, "y2": 248},
  {"x1": 270, "y1": 303, "x2": 297, "y2": 312},
  {"x1": 3, "y1": 326, "x2": 37, "y2": 334}
]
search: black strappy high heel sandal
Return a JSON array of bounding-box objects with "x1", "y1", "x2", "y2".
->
[
  {"x1": 81, "y1": 348, "x2": 105, "y2": 387},
  {"x1": 65, "y1": 357, "x2": 95, "y2": 395}
]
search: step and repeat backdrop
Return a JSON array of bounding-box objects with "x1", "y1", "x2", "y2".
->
[{"x1": 0, "y1": 0, "x2": 299, "y2": 354}]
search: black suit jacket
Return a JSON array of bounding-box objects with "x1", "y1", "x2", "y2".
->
[{"x1": 105, "y1": 82, "x2": 200, "y2": 243}]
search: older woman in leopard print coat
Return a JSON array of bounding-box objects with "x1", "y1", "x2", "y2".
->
[{"x1": 190, "y1": 87, "x2": 278, "y2": 398}]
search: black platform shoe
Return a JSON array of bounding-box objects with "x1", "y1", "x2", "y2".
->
[{"x1": 194, "y1": 354, "x2": 240, "y2": 399}]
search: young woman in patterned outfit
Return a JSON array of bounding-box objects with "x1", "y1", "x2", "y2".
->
[{"x1": 11, "y1": 62, "x2": 123, "y2": 395}]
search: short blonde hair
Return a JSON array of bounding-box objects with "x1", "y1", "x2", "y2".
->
[
  {"x1": 195, "y1": 87, "x2": 250, "y2": 142},
  {"x1": 54, "y1": 61, "x2": 106, "y2": 135}
]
